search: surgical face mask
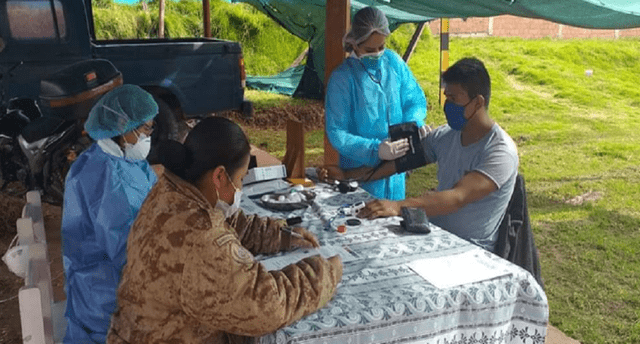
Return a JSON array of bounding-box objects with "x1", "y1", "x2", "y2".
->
[
  {"x1": 124, "y1": 131, "x2": 151, "y2": 160},
  {"x1": 443, "y1": 98, "x2": 475, "y2": 131},
  {"x1": 2, "y1": 236, "x2": 29, "y2": 278},
  {"x1": 359, "y1": 49, "x2": 385, "y2": 62},
  {"x1": 216, "y1": 171, "x2": 243, "y2": 218}
]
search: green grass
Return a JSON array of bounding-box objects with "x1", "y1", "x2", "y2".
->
[{"x1": 244, "y1": 34, "x2": 640, "y2": 344}]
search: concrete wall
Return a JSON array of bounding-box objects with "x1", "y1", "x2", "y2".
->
[{"x1": 427, "y1": 15, "x2": 640, "y2": 39}]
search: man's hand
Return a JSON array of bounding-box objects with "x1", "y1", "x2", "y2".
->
[
  {"x1": 289, "y1": 227, "x2": 320, "y2": 250},
  {"x1": 357, "y1": 200, "x2": 402, "y2": 219}
]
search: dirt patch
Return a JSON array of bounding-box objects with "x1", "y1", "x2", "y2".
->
[
  {"x1": 564, "y1": 191, "x2": 604, "y2": 206},
  {"x1": 220, "y1": 100, "x2": 325, "y2": 131},
  {"x1": 0, "y1": 194, "x2": 28, "y2": 344},
  {"x1": 0, "y1": 191, "x2": 64, "y2": 344}
]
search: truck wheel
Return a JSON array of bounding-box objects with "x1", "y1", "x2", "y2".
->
[{"x1": 147, "y1": 96, "x2": 188, "y2": 165}]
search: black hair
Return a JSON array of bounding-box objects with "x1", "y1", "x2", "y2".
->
[
  {"x1": 157, "y1": 117, "x2": 251, "y2": 184},
  {"x1": 442, "y1": 57, "x2": 491, "y2": 108}
]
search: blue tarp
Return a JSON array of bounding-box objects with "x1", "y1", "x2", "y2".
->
[{"x1": 246, "y1": 65, "x2": 305, "y2": 96}]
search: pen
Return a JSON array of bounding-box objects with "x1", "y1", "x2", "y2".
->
[{"x1": 280, "y1": 227, "x2": 305, "y2": 240}]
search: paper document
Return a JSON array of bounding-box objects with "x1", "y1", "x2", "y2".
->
[
  {"x1": 407, "y1": 248, "x2": 512, "y2": 289},
  {"x1": 259, "y1": 246, "x2": 357, "y2": 271}
]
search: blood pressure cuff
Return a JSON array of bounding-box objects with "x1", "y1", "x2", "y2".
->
[{"x1": 389, "y1": 122, "x2": 428, "y2": 173}]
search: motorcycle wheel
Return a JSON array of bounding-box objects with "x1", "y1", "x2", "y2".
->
[{"x1": 42, "y1": 148, "x2": 68, "y2": 206}]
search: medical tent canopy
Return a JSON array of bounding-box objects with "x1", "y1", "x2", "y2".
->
[{"x1": 235, "y1": 0, "x2": 640, "y2": 98}]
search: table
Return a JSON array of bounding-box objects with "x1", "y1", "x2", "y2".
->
[{"x1": 240, "y1": 176, "x2": 548, "y2": 344}]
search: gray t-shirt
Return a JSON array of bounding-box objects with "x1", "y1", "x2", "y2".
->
[{"x1": 422, "y1": 124, "x2": 519, "y2": 251}]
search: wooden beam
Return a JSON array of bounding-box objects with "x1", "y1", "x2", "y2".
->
[
  {"x1": 323, "y1": 0, "x2": 350, "y2": 166},
  {"x1": 203, "y1": 0, "x2": 211, "y2": 38},
  {"x1": 403, "y1": 22, "x2": 426, "y2": 63}
]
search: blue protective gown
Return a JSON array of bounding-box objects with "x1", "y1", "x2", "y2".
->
[
  {"x1": 61, "y1": 143, "x2": 156, "y2": 343},
  {"x1": 325, "y1": 49, "x2": 427, "y2": 200}
]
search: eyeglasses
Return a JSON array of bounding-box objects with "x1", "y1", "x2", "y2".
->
[{"x1": 137, "y1": 123, "x2": 155, "y2": 136}]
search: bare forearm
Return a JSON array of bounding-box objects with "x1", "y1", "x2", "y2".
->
[{"x1": 399, "y1": 190, "x2": 463, "y2": 217}]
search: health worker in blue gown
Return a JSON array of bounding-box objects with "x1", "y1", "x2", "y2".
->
[
  {"x1": 325, "y1": 6, "x2": 427, "y2": 200},
  {"x1": 61, "y1": 84, "x2": 158, "y2": 343}
]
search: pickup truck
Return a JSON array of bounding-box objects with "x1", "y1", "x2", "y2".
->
[{"x1": 0, "y1": 0, "x2": 251, "y2": 148}]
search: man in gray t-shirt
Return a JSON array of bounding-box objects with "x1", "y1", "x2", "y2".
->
[
  {"x1": 419, "y1": 123, "x2": 518, "y2": 251},
  {"x1": 321, "y1": 58, "x2": 518, "y2": 252}
]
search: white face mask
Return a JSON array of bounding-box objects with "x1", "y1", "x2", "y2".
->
[
  {"x1": 2, "y1": 235, "x2": 29, "y2": 278},
  {"x1": 215, "y1": 171, "x2": 243, "y2": 218},
  {"x1": 124, "y1": 132, "x2": 151, "y2": 160}
]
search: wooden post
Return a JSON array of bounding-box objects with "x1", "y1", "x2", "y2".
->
[
  {"x1": 403, "y1": 22, "x2": 426, "y2": 63},
  {"x1": 439, "y1": 18, "x2": 450, "y2": 106},
  {"x1": 283, "y1": 119, "x2": 313, "y2": 186},
  {"x1": 324, "y1": 0, "x2": 350, "y2": 166},
  {"x1": 158, "y1": 0, "x2": 165, "y2": 38},
  {"x1": 203, "y1": 0, "x2": 211, "y2": 38}
]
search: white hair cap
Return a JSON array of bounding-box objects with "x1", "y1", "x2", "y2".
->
[{"x1": 343, "y1": 7, "x2": 391, "y2": 52}]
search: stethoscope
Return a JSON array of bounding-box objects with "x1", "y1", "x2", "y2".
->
[{"x1": 353, "y1": 53, "x2": 395, "y2": 196}]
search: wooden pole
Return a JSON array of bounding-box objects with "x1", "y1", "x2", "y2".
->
[
  {"x1": 203, "y1": 0, "x2": 211, "y2": 38},
  {"x1": 158, "y1": 0, "x2": 165, "y2": 38},
  {"x1": 288, "y1": 48, "x2": 309, "y2": 68},
  {"x1": 403, "y1": 22, "x2": 426, "y2": 63},
  {"x1": 323, "y1": 0, "x2": 350, "y2": 166},
  {"x1": 439, "y1": 18, "x2": 450, "y2": 106}
]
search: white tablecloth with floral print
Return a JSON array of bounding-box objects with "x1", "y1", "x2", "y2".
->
[{"x1": 240, "y1": 174, "x2": 548, "y2": 344}]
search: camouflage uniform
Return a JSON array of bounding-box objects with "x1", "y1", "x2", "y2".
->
[{"x1": 107, "y1": 170, "x2": 342, "y2": 343}]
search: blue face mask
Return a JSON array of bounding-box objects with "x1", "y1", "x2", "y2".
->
[
  {"x1": 443, "y1": 98, "x2": 474, "y2": 131},
  {"x1": 357, "y1": 49, "x2": 384, "y2": 70}
]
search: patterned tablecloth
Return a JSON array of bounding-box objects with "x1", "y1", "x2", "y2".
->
[{"x1": 240, "y1": 176, "x2": 548, "y2": 344}]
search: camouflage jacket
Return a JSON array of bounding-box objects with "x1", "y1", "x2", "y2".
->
[{"x1": 107, "y1": 170, "x2": 342, "y2": 343}]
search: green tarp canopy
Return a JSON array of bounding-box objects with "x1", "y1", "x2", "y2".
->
[{"x1": 237, "y1": 0, "x2": 640, "y2": 98}]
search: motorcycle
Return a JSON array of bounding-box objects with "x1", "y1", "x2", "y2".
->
[{"x1": 0, "y1": 59, "x2": 122, "y2": 205}]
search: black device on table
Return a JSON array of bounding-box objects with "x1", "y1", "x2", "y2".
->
[
  {"x1": 335, "y1": 179, "x2": 359, "y2": 193},
  {"x1": 389, "y1": 122, "x2": 429, "y2": 173},
  {"x1": 400, "y1": 207, "x2": 431, "y2": 234}
]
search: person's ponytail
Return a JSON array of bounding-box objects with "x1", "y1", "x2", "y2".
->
[
  {"x1": 154, "y1": 139, "x2": 192, "y2": 181},
  {"x1": 156, "y1": 117, "x2": 250, "y2": 185}
]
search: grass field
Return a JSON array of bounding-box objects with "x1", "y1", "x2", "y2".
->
[{"x1": 243, "y1": 32, "x2": 640, "y2": 344}]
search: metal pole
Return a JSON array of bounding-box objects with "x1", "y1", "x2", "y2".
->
[
  {"x1": 49, "y1": 0, "x2": 61, "y2": 40},
  {"x1": 439, "y1": 18, "x2": 450, "y2": 106}
]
